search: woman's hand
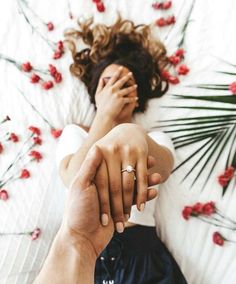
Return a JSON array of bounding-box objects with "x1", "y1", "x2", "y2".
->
[
  {"x1": 94, "y1": 123, "x2": 162, "y2": 233},
  {"x1": 95, "y1": 66, "x2": 138, "y2": 121}
]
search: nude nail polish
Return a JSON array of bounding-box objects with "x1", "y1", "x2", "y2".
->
[
  {"x1": 116, "y1": 222, "x2": 124, "y2": 233},
  {"x1": 140, "y1": 203, "x2": 145, "y2": 212},
  {"x1": 101, "y1": 214, "x2": 109, "y2": 226}
]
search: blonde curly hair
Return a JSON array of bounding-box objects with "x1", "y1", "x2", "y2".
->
[{"x1": 64, "y1": 16, "x2": 169, "y2": 112}]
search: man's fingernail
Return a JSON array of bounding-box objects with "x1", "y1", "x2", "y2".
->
[
  {"x1": 116, "y1": 222, "x2": 124, "y2": 233},
  {"x1": 140, "y1": 203, "x2": 145, "y2": 212},
  {"x1": 101, "y1": 214, "x2": 109, "y2": 226},
  {"x1": 125, "y1": 214, "x2": 130, "y2": 221}
]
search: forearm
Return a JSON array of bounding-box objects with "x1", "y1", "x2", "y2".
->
[
  {"x1": 146, "y1": 134, "x2": 174, "y2": 181},
  {"x1": 61, "y1": 113, "x2": 114, "y2": 187},
  {"x1": 34, "y1": 230, "x2": 96, "y2": 284}
]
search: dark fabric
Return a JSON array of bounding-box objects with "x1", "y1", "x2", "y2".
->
[{"x1": 95, "y1": 225, "x2": 187, "y2": 284}]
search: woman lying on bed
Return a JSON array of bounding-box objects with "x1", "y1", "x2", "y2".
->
[{"x1": 57, "y1": 17, "x2": 187, "y2": 284}]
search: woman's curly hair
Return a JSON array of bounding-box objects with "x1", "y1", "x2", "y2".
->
[{"x1": 64, "y1": 16, "x2": 169, "y2": 112}]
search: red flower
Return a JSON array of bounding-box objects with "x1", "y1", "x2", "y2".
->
[
  {"x1": 20, "y1": 169, "x2": 30, "y2": 179},
  {"x1": 29, "y1": 126, "x2": 41, "y2": 136},
  {"x1": 168, "y1": 76, "x2": 180, "y2": 84},
  {"x1": 202, "y1": 201, "x2": 216, "y2": 216},
  {"x1": 57, "y1": 41, "x2": 64, "y2": 51},
  {"x1": 224, "y1": 166, "x2": 235, "y2": 179},
  {"x1": 161, "y1": 69, "x2": 170, "y2": 80},
  {"x1": 31, "y1": 228, "x2": 41, "y2": 240},
  {"x1": 96, "y1": 2, "x2": 105, "y2": 12},
  {"x1": 10, "y1": 133, "x2": 19, "y2": 143},
  {"x1": 163, "y1": 1, "x2": 172, "y2": 9},
  {"x1": 156, "y1": 17, "x2": 166, "y2": 27},
  {"x1": 192, "y1": 202, "x2": 203, "y2": 215},
  {"x1": 49, "y1": 64, "x2": 58, "y2": 77},
  {"x1": 54, "y1": 72, "x2": 62, "y2": 83},
  {"x1": 166, "y1": 15, "x2": 176, "y2": 25},
  {"x1": 0, "y1": 189, "x2": 9, "y2": 201},
  {"x1": 213, "y1": 232, "x2": 225, "y2": 246},
  {"x1": 30, "y1": 74, "x2": 41, "y2": 83},
  {"x1": 53, "y1": 51, "x2": 63, "y2": 60},
  {"x1": 152, "y1": 2, "x2": 163, "y2": 9},
  {"x1": 29, "y1": 150, "x2": 42, "y2": 162},
  {"x1": 33, "y1": 136, "x2": 42, "y2": 145},
  {"x1": 0, "y1": 142, "x2": 3, "y2": 154},
  {"x1": 51, "y1": 128, "x2": 62, "y2": 138},
  {"x1": 42, "y1": 81, "x2": 54, "y2": 90},
  {"x1": 229, "y1": 82, "x2": 236, "y2": 95},
  {"x1": 218, "y1": 175, "x2": 229, "y2": 187},
  {"x1": 177, "y1": 64, "x2": 190, "y2": 75},
  {"x1": 22, "y1": 62, "x2": 32, "y2": 72},
  {"x1": 182, "y1": 206, "x2": 193, "y2": 220},
  {"x1": 47, "y1": 22, "x2": 54, "y2": 31},
  {"x1": 93, "y1": 0, "x2": 101, "y2": 3},
  {"x1": 168, "y1": 55, "x2": 181, "y2": 65},
  {"x1": 175, "y1": 48, "x2": 185, "y2": 57}
]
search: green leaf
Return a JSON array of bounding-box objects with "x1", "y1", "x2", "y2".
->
[{"x1": 173, "y1": 95, "x2": 236, "y2": 104}]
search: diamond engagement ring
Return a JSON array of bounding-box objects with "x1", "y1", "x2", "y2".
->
[{"x1": 121, "y1": 165, "x2": 136, "y2": 180}]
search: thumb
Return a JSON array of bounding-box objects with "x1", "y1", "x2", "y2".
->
[{"x1": 69, "y1": 146, "x2": 103, "y2": 190}]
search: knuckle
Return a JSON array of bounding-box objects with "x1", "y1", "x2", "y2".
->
[
  {"x1": 107, "y1": 143, "x2": 119, "y2": 153},
  {"x1": 100, "y1": 200, "x2": 109, "y2": 212},
  {"x1": 123, "y1": 145, "x2": 135, "y2": 156},
  {"x1": 110, "y1": 185, "x2": 121, "y2": 197}
]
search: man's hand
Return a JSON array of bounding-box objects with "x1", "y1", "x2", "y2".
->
[{"x1": 60, "y1": 146, "x2": 114, "y2": 257}]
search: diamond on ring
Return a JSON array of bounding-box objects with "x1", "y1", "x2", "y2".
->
[{"x1": 121, "y1": 165, "x2": 136, "y2": 173}]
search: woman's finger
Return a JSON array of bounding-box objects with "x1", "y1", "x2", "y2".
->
[
  {"x1": 123, "y1": 97, "x2": 138, "y2": 104},
  {"x1": 117, "y1": 84, "x2": 137, "y2": 97},
  {"x1": 112, "y1": 72, "x2": 133, "y2": 90},
  {"x1": 121, "y1": 159, "x2": 136, "y2": 220},
  {"x1": 95, "y1": 160, "x2": 110, "y2": 226},
  {"x1": 105, "y1": 66, "x2": 123, "y2": 87},
  {"x1": 148, "y1": 172, "x2": 162, "y2": 187},
  {"x1": 96, "y1": 76, "x2": 106, "y2": 93},
  {"x1": 135, "y1": 152, "x2": 148, "y2": 211},
  {"x1": 106, "y1": 154, "x2": 125, "y2": 233}
]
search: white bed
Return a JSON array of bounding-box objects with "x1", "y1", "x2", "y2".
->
[{"x1": 0, "y1": 0, "x2": 236, "y2": 283}]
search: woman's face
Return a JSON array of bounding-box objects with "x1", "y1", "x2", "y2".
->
[{"x1": 99, "y1": 64, "x2": 138, "y2": 122}]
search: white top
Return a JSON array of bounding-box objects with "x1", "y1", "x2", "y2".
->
[{"x1": 56, "y1": 124, "x2": 175, "y2": 227}]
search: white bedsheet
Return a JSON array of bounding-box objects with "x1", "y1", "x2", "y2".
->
[{"x1": 0, "y1": 0, "x2": 236, "y2": 283}]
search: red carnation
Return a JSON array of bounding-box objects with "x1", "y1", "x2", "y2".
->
[
  {"x1": 156, "y1": 17, "x2": 166, "y2": 27},
  {"x1": 49, "y1": 64, "x2": 58, "y2": 76},
  {"x1": 29, "y1": 126, "x2": 41, "y2": 136},
  {"x1": 218, "y1": 175, "x2": 229, "y2": 187},
  {"x1": 29, "y1": 150, "x2": 42, "y2": 162},
  {"x1": 168, "y1": 76, "x2": 180, "y2": 84},
  {"x1": 53, "y1": 51, "x2": 62, "y2": 60},
  {"x1": 93, "y1": 0, "x2": 101, "y2": 3},
  {"x1": 163, "y1": 1, "x2": 172, "y2": 9},
  {"x1": 161, "y1": 69, "x2": 170, "y2": 80},
  {"x1": 42, "y1": 81, "x2": 54, "y2": 90},
  {"x1": 51, "y1": 128, "x2": 62, "y2": 138},
  {"x1": 213, "y1": 232, "x2": 225, "y2": 246},
  {"x1": 57, "y1": 41, "x2": 64, "y2": 51},
  {"x1": 168, "y1": 55, "x2": 181, "y2": 65},
  {"x1": 33, "y1": 136, "x2": 42, "y2": 145},
  {"x1": 30, "y1": 74, "x2": 40, "y2": 83},
  {"x1": 20, "y1": 169, "x2": 30, "y2": 179},
  {"x1": 96, "y1": 2, "x2": 105, "y2": 12},
  {"x1": 175, "y1": 48, "x2": 185, "y2": 57},
  {"x1": 47, "y1": 22, "x2": 54, "y2": 31},
  {"x1": 192, "y1": 202, "x2": 203, "y2": 215},
  {"x1": 166, "y1": 15, "x2": 176, "y2": 25},
  {"x1": 177, "y1": 64, "x2": 190, "y2": 75},
  {"x1": 224, "y1": 166, "x2": 235, "y2": 179},
  {"x1": 182, "y1": 206, "x2": 193, "y2": 220},
  {"x1": 54, "y1": 72, "x2": 62, "y2": 83},
  {"x1": 31, "y1": 228, "x2": 41, "y2": 240},
  {"x1": 202, "y1": 201, "x2": 216, "y2": 216},
  {"x1": 0, "y1": 189, "x2": 9, "y2": 201},
  {"x1": 0, "y1": 142, "x2": 3, "y2": 154},
  {"x1": 229, "y1": 82, "x2": 236, "y2": 95},
  {"x1": 22, "y1": 62, "x2": 32, "y2": 72},
  {"x1": 10, "y1": 133, "x2": 19, "y2": 143}
]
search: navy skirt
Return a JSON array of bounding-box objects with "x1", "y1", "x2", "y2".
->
[{"x1": 95, "y1": 225, "x2": 187, "y2": 284}]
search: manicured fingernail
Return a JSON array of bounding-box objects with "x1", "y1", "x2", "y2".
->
[
  {"x1": 125, "y1": 214, "x2": 130, "y2": 221},
  {"x1": 133, "y1": 84, "x2": 137, "y2": 88},
  {"x1": 135, "y1": 97, "x2": 138, "y2": 100},
  {"x1": 101, "y1": 214, "x2": 109, "y2": 226},
  {"x1": 128, "y1": 72, "x2": 132, "y2": 76},
  {"x1": 116, "y1": 222, "x2": 124, "y2": 233},
  {"x1": 119, "y1": 66, "x2": 123, "y2": 70},
  {"x1": 140, "y1": 203, "x2": 145, "y2": 212}
]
